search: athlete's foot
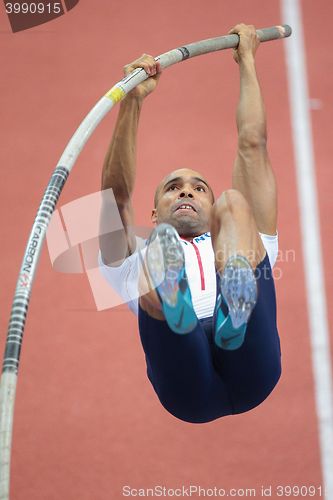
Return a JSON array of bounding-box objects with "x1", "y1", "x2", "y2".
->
[
  {"x1": 146, "y1": 223, "x2": 198, "y2": 334},
  {"x1": 214, "y1": 254, "x2": 257, "y2": 350}
]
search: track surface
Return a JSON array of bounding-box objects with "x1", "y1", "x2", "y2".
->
[{"x1": 0, "y1": 1, "x2": 331, "y2": 498}]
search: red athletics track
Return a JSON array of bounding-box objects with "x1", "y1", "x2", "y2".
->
[{"x1": 0, "y1": 0, "x2": 331, "y2": 498}]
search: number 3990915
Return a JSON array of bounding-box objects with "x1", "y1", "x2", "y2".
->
[{"x1": 5, "y1": 3, "x2": 62, "y2": 14}]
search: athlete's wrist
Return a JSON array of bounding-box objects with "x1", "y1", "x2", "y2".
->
[
  {"x1": 121, "y1": 92, "x2": 144, "y2": 107},
  {"x1": 238, "y1": 53, "x2": 256, "y2": 68}
]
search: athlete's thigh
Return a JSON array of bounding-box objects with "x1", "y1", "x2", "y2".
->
[
  {"x1": 138, "y1": 305, "x2": 233, "y2": 423},
  {"x1": 210, "y1": 189, "x2": 266, "y2": 269}
]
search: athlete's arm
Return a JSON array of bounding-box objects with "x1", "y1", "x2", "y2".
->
[
  {"x1": 230, "y1": 24, "x2": 277, "y2": 235},
  {"x1": 99, "y1": 55, "x2": 161, "y2": 265}
]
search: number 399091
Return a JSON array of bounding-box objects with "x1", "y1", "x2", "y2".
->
[{"x1": 5, "y1": 3, "x2": 62, "y2": 14}]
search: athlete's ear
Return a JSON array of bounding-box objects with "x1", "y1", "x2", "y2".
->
[{"x1": 151, "y1": 208, "x2": 157, "y2": 224}]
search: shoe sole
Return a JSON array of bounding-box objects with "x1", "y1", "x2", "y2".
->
[
  {"x1": 214, "y1": 307, "x2": 246, "y2": 350},
  {"x1": 146, "y1": 224, "x2": 184, "y2": 307},
  {"x1": 146, "y1": 224, "x2": 197, "y2": 333},
  {"x1": 220, "y1": 255, "x2": 257, "y2": 330}
]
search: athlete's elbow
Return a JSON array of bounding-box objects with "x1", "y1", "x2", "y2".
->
[{"x1": 238, "y1": 129, "x2": 267, "y2": 149}]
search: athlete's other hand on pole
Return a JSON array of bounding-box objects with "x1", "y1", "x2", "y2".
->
[
  {"x1": 228, "y1": 24, "x2": 260, "y2": 64},
  {"x1": 124, "y1": 54, "x2": 162, "y2": 99}
]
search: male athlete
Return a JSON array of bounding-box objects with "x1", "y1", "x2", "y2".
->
[{"x1": 98, "y1": 24, "x2": 281, "y2": 423}]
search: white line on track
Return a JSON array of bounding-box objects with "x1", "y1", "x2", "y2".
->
[{"x1": 281, "y1": 0, "x2": 333, "y2": 497}]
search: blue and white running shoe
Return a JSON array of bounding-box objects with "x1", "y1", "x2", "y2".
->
[
  {"x1": 214, "y1": 254, "x2": 257, "y2": 350},
  {"x1": 146, "y1": 223, "x2": 197, "y2": 334}
]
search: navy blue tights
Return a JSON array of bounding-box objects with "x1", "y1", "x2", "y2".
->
[{"x1": 138, "y1": 254, "x2": 281, "y2": 423}]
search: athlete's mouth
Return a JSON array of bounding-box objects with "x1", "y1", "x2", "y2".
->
[{"x1": 175, "y1": 203, "x2": 197, "y2": 213}]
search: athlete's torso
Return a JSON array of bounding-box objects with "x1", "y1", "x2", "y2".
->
[
  {"x1": 178, "y1": 232, "x2": 216, "y2": 319},
  {"x1": 98, "y1": 230, "x2": 278, "y2": 320}
]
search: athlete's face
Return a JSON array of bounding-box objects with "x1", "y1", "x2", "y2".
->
[{"x1": 152, "y1": 168, "x2": 215, "y2": 238}]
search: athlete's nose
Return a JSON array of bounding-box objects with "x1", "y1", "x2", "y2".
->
[{"x1": 179, "y1": 190, "x2": 194, "y2": 199}]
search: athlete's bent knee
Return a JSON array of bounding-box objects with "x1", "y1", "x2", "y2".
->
[{"x1": 212, "y1": 189, "x2": 251, "y2": 219}]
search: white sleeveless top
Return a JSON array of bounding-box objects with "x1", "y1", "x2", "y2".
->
[{"x1": 98, "y1": 231, "x2": 278, "y2": 319}]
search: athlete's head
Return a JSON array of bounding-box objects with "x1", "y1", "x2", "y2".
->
[{"x1": 152, "y1": 168, "x2": 215, "y2": 238}]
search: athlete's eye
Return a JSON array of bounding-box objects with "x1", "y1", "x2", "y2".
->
[
  {"x1": 167, "y1": 185, "x2": 178, "y2": 191},
  {"x1": 196, "y1": 185, "x2": 206, "y2": 192}
]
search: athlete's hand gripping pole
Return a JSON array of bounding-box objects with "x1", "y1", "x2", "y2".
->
[{"x1": 106, "y1": 25, "x2": 291, "y2": 105}]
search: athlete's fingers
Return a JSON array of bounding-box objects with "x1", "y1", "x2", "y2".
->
[
  {"x1": 123, "y1": 54, "x2": 159, "y2": 77},
  {"x1": 228, "y1": 23, "x2": 244, "y2": 35},
  {"x1": 228, "y1": 23, "x2": 260, "y2": 64},
  {"x1": 228, "y1": 23, "x2": 257, "y2": 36}
]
